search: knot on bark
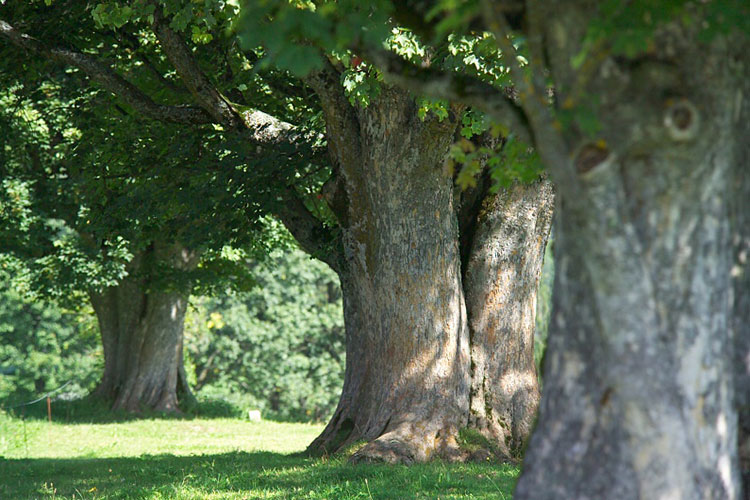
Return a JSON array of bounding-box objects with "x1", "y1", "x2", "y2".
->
[
  {"x1": 663, "y1": 99, "x2": 699, "y2": 141},
  {"x1": 574, "y1": 141, "x2": 612, "y2": 175}
]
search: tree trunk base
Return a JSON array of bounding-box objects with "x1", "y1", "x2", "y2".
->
[
  {"x1": 309, "y1": 404, "x2": 516, "y2": 464},
  {"x1": 349, "y1": 423, "x2": 464, "y2": 464}
]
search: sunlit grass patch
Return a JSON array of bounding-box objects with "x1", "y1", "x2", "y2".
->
[{"x1": 0, "y1": 413, "x2": 518, "y2": 499}]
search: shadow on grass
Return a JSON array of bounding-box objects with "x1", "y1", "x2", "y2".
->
[{"x1": 0, "y1": 451, "x2": 518, "y2": 499}]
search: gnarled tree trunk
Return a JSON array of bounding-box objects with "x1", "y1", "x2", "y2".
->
[
  {"x1": 308, "y1": 88, "x2": 470, "y2": 463},
  {"x1": 89, "y1": 242, "x2": 198, "y2": 412},
  {"x1": 303, "y1": 77, "x2": 555, "y2": 462}
]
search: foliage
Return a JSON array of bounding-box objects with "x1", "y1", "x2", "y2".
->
[
  {"x1": 574, "y1": 0, "x2": 750, "y2": 63},
  {"x1": 0, "y1": 69, "x2": 294, "y2": 301},
  {"x1": 0, "y1": 413, "x2": 518, "y2": 499},
  {"x1": 0, "y1": 0, "x2": 328, "y2": 304},
  {"x1": 185, "y1": 248, "x2": 344, "y2": 423},
  {"x1": 0, "y1": 268, "x2": 101, "y2": 409},
  {"x1": 447, "y1": 135, "x2": 544, "y2": 191}
]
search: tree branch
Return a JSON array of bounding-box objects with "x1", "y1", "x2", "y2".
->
[
  {"x1": 274, "y1": 187, "x2": 344, "y2": 274},
  {"x1": 302, "y1": 57, "x2": 363, "y2": 177},
  {"x1": 0, "y1": 19, "x2": 213, "y2": 125},
  {"x1": 149, "y1": 12, "x2": 316, "y2": 152},
  {"x1": 478, "y1": 1, "x2": 578, "y2": 193},
  {"x1": 151, "y1": 11, "x2": 243, "y2": 129}
]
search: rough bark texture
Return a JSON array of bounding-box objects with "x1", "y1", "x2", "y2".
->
[
  {"x1": 512, "y1": 10, "x2": 743, "y2": 500},
  {"x1": 731, "y1": 45, "x2": 750, "y2": 496},
  {"x1": 303, "y1": 73, "x2": 555, "y2": 462},
  {"x1": 89, "y1": 242, "x2": 198, "y2": 412},
  {"x1": 307, "y1": 87, "x2": 470, "y2": 463},
  {"x1": 463, "y1": 178, "x2": 554, "y2": 457}
]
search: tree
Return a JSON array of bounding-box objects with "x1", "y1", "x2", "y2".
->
[
  {"x1": 1, "y1": 0, "x2": 555, "y2": 458},
  {"x1": 240, "y1": 22, "x2": 555, "y2": 460},
  {"x1": 0, "y1": 31, "x2": 285, "y2": 412},
  {"x1": 282, "y1": 0, "x2": 748, "y2": 497},
  {"x1": 297, "y1": 79, "x2": 553, "y2": 460}
]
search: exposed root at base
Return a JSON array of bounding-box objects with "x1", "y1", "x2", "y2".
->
[
  {"x1": 345, "y1": 427, "x2": 516, "y2": 465},
  {"x1": 348, "y1": 427, "x2": 465, "y2": 465}
]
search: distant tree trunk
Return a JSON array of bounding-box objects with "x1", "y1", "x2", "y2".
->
[
  {"x1": 89, "y1": 242, "x2": 198, "y2": 412},
  {"x1": 513, "y1": 13, "x2": 743, "y2": 499},
  {"x1": 303, "y1": 79, "x2": 554, "y2": 462},
  {"x1": 462, "y1": 178, "x2": 554, "y2": 457}
]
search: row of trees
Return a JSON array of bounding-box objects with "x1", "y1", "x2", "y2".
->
[
  {"x1": 0, "y1": 248, "x2": 346, "y2": 423},
  {"x1": 1, "y1": 1, "x2": 748, "y2": 498},
  {"x1": 1, "y1": 0, "x2": 553, "y2": 462}
]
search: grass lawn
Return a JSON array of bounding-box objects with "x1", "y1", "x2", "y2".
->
[{"x1": 0, "y1": 411, "x2": 518, "y2": 499}]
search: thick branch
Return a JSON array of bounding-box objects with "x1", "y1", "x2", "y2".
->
[
  {"x1": 151, "y1": 12, "x2": 243, "y2": 128},
  {"x1": 0, "y1": 19, "x2": 212, "y2": 125},
  {"x1": 149, "y1": 13, "x2": 314, "y2": 152},
  {"x1": 479, "y1": 1, "x2": 578, "y2": 193},
  {"x1": 274, "y1": 187, "x2": 343, "y2": 274},
  {"x1": 303, "y1": 57, "x2": 363, "y2": 171},
  {"x1": 240, "y1": 109, "x2": 304, "y2": 146},
  {"x1": 364, "y1": 47, "x2": 534, "y2": 145}
]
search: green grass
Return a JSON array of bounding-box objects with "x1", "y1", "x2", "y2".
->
[{"x1": 0, "y1": 411, "x2": 518, "y2": 499}]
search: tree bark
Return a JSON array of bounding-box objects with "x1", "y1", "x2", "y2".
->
[
  {"x1": 512, "y1": 13, "x2": 743, "y2": 499},
  {"x1": 89, "y1": 242, "x2": 198, "y2": 412},
  {"x1": 731, "y1": 47, "x2": 750, "y2": 496},
  {"x1": 734, "y1": 154, "x2": 750, "y2": 498},
  {"x1": 304, "y1": 80, "x2": 555, "y2": 463},
  {"x1": 306, "y1": 88, "x2": 470, "y2": 463},
  {"x1": 463, "y1": 177, "x2": 554, "y2": 458}
]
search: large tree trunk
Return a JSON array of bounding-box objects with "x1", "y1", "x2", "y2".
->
[
  {"x1": 308, "y1": 88, "x2": 470, "y2": 463},
  {"x1": 731, "y1": 53, "x2": 750, "y2": 496},
  {"x1": 463, "y1": 177, "x2": 554, "y2": 458},
  {"x1": 89, "y1": 242, "x2": 197, "y2": 413},
  {"x1": 305, "y1": 82, "x2": 555, "y2": 462},
  {"x1": 514, "y1": 13, "x2": 743, "y2": 499},
  {"x1": 734, "y1": 155, "x2": 750, "y2": 497}
]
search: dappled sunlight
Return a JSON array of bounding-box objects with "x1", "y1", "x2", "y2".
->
[{"x1": 0, "y1": 430, "x2": 518, "y2": 499}]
